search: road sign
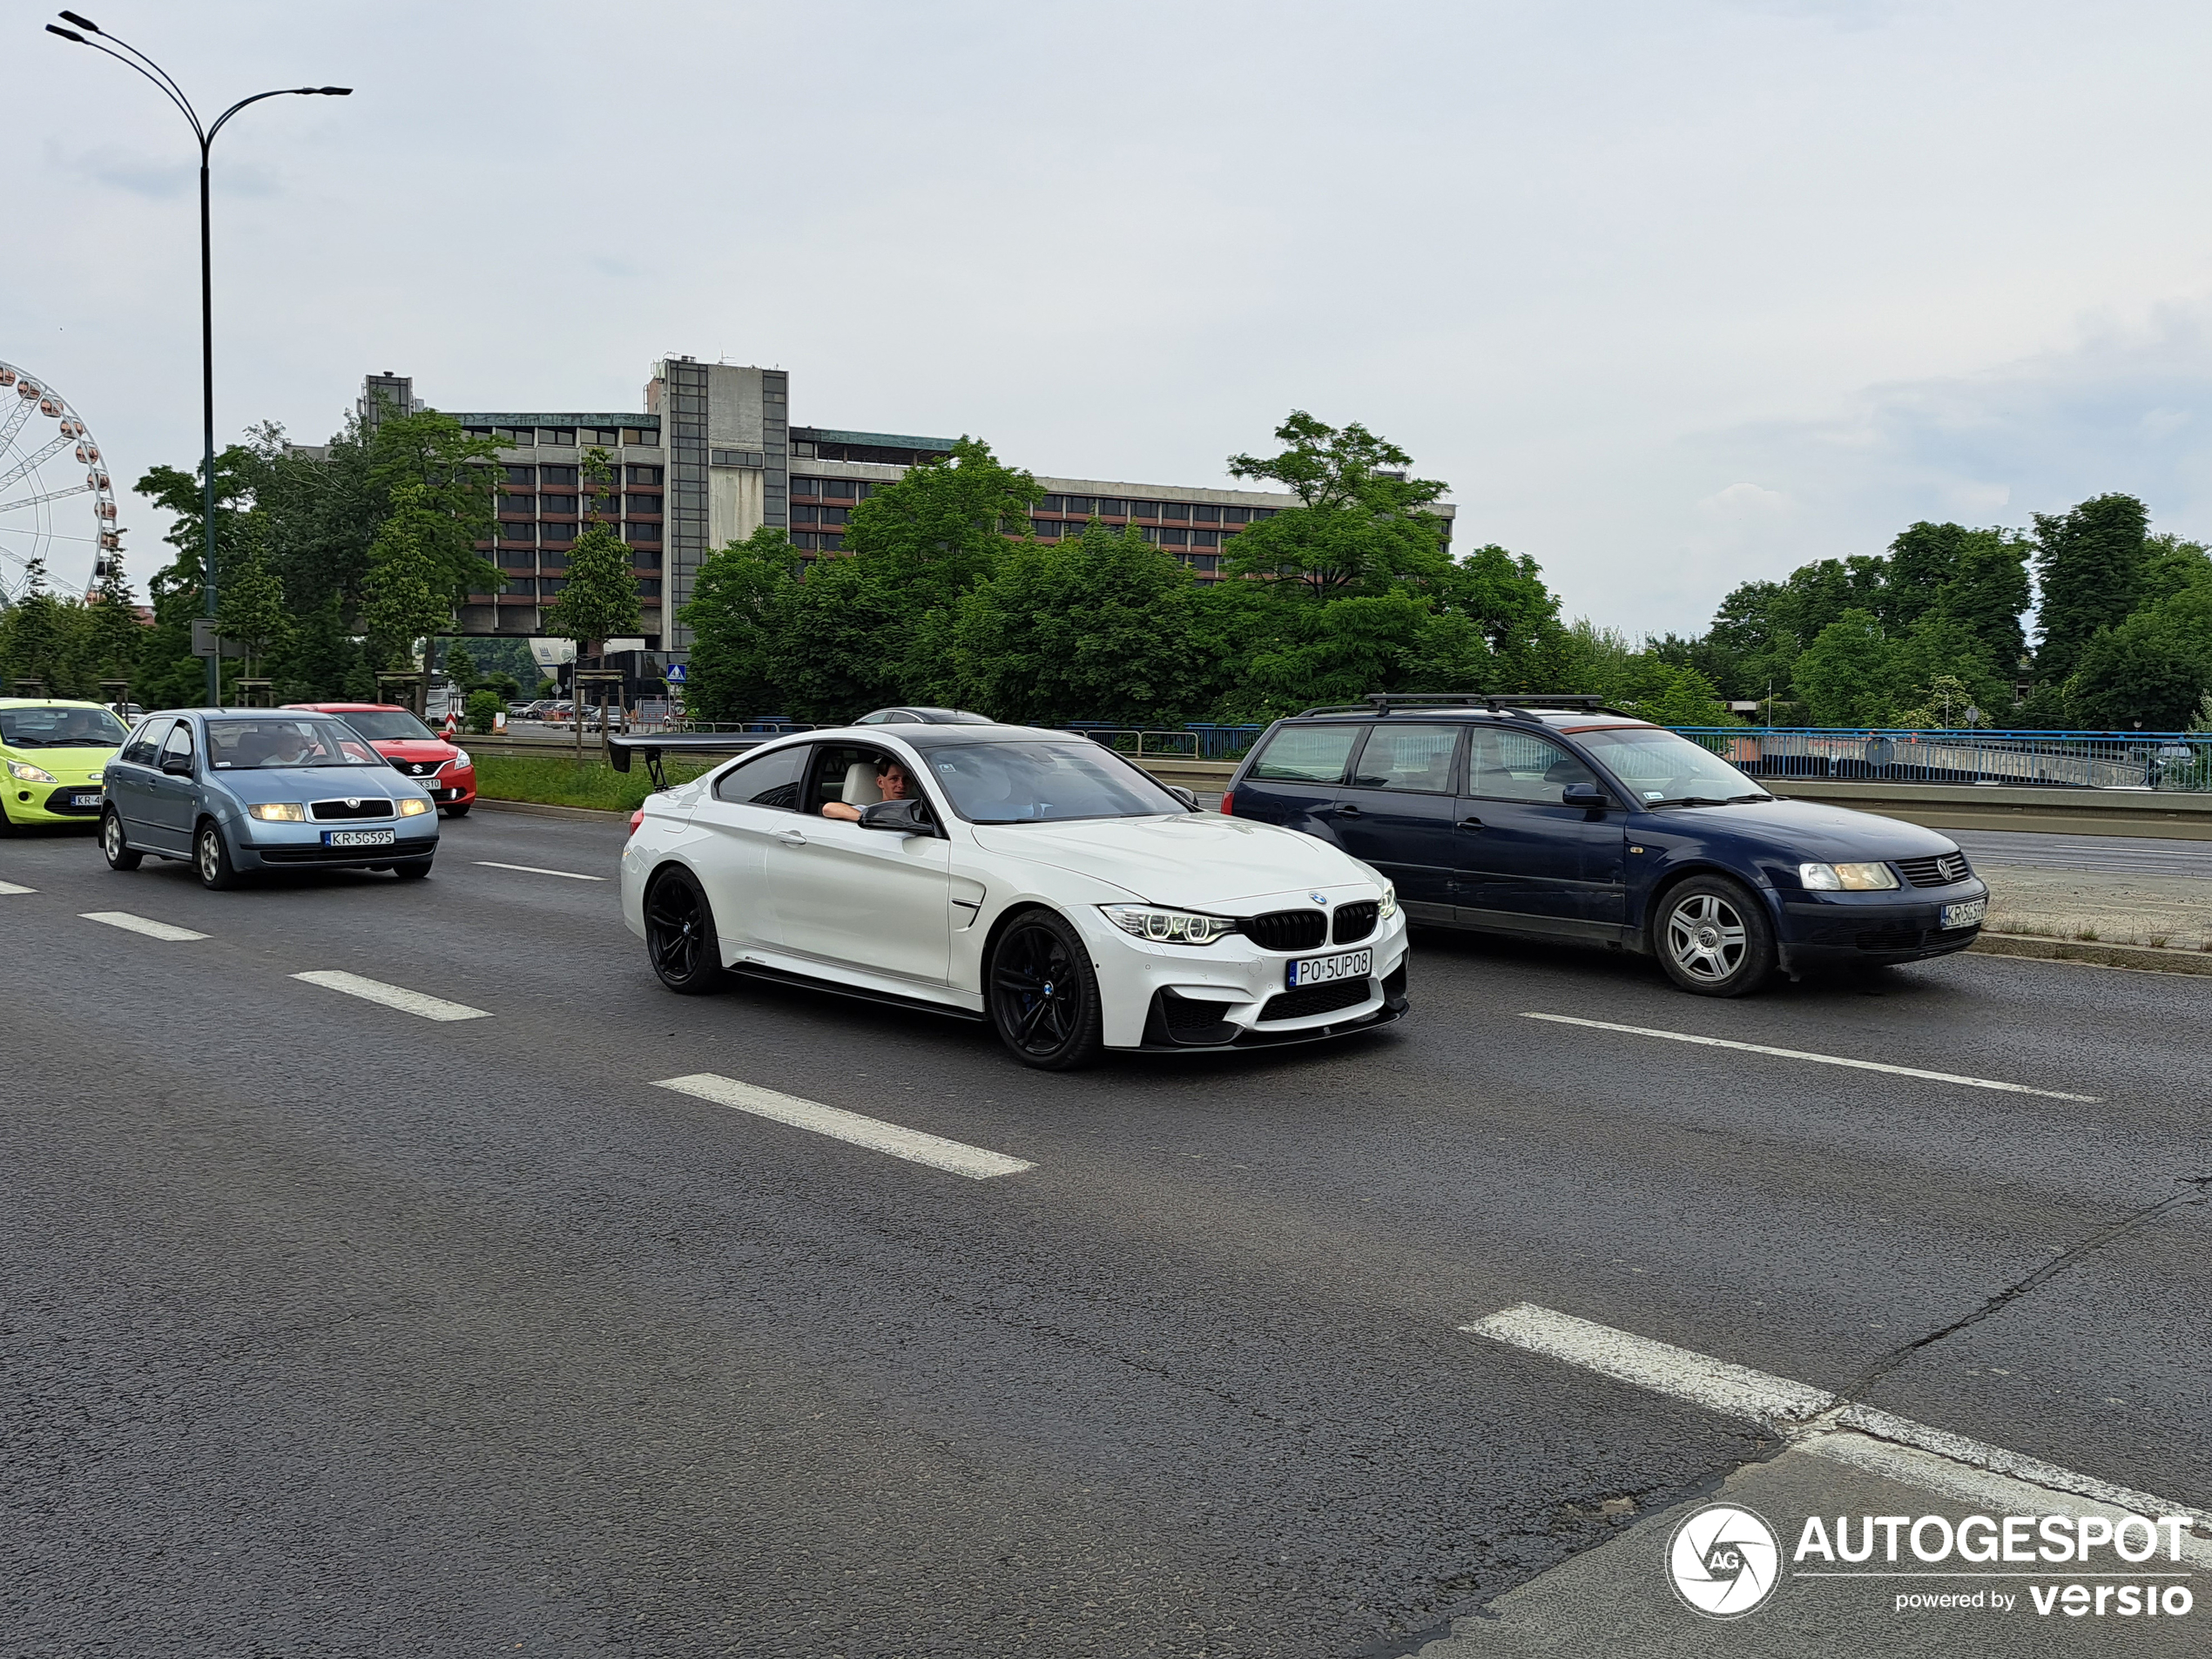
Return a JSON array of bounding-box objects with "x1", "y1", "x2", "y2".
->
[{"x1": 664, "y1": 663, "x2": 688, "y2": 684}]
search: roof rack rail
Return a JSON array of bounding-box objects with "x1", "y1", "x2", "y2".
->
[{"x1": 1294, "y1": 691, "x2": 1634, "y2": 718}]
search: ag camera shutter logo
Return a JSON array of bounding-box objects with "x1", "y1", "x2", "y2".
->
[{"x1": 1667, "y1": 1503, "x2": 1782, "y2": 1619}]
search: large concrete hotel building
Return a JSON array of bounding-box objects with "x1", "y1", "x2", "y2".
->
[{"x1": 360, "y1": 361, "x2": 1454, "y2": 664}]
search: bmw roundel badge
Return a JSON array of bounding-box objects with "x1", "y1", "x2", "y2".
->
[{"x1": 1310, "y1": 892, "x2": 1328, "y2": 906}]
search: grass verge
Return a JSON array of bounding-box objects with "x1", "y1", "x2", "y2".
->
[{"x1": 473, "y1": 753, "x2": 712, "y2": 813}]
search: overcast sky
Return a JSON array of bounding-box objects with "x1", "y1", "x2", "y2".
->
[{"x1": 10, "y1": 0, "x2": 2212, "y2": 633}]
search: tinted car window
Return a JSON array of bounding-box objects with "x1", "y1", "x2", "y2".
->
[
  {"x1": 160, "y1": 722, "x2": 194, "y2": 766},
  {"x1": 0, "y1": 705, "x2": 128, "y2": 747},
  {"x1": 714, "y1": 744, "x2": 808, "y2": 809},
  {"x1": 807, "y1": 745, "x2": 907, "y2": 813},
  {"x1": 1466, "y1": 728, "x2": 1595, "y2": 801},
  {"x1": 1348, "y1": 724, "x2": 1461, "y2": 792},
  {"x1": 121, "y1": 719, "x2": 169, "y2": 766},
  {"x1": 1248, "y1": 724, "x2": 1360, "y2": 783},
  {"x1": 925, "y1": 739, "x2": 1184, "y2": 824},
  {"x1": 1572, "y1": 725, "x2": 1767, "y2": 805}
]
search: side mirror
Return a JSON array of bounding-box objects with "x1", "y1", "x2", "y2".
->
[
  {"x1": 159, "y1": 752, "x2": 193, "y2": 777},
  {"x1": 1166, "y1": 785, "x2": 1198, "y2": 811},
  {"x1": 1561, "y1": 782, "x2": 1609, "y2": 810},
  {"x1": 858, "y1": 798, "x2": 934, "y2": 835}
]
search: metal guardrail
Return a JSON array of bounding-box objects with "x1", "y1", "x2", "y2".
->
[{"x1": 1668, "y1": 727, "x2": 2212, "y2": 792}]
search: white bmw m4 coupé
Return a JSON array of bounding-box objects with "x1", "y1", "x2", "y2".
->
[{"x1": 620, "y1": 724, "x2": 1409, "y2": 1069}]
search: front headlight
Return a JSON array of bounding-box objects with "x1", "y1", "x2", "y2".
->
[
  {"x1": 398, "y1": 797, "x2": 433, "y2": 817},
  {"x1": 1799, "y1": 860, "x2": 1899, "y2": 891},
  {"x1": 1378, "y1": 882, "x2": 1398, "y2": 920},
  {"x1": 246, "y1": 802, "x2": 306, "y2": 822},
  {"x1": 1102, "y1": 904, "x2": 1238, "y2": 946},
  {"x1": 5, "y1": 759, "x2": 57, "y2": 784},
  {"x1": 450, "y1": 748, "x2": 472, "y2": 770}
]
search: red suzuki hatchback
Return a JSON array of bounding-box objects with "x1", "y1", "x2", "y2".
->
[{"x1": 287, "y1": 703, "x2": 478, "y2": 816}]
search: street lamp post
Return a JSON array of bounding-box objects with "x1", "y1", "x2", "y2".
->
[{"x1": 45, "y1": 12, "x2": 347, "y2": 705}]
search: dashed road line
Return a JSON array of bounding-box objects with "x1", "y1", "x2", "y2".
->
[
  {"x1": 1521, "y1": 1011, "x2": 2100, "y2": 1103},
  {"x1": 1462, "y1": 1303, "x2": 2212, "y2": 1558},
  {"x1": 654, "y1": 1072, "x2": 1035, "y2": 1180},
  {"x1": 0, "y1": 880, "x2": 36, "y2": 894},
  {"x1": 475, "y1": 860, "x2": 607, "y2": 881},
  {"x1": 79, "y1": 910, "x2": 207, "y2": 941},
  {"x1": 291, "y1": 970, "x2": 490, "y2": 1022}
]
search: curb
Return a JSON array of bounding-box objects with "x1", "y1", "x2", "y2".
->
[
  {"x1": 474, "y1": 798, "x2": 628, "y2": 822},
  {"x1": 1971, "y1": 931, "x2": 2212, "y2": 977}
]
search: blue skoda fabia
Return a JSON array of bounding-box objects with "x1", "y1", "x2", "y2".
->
[
  {"x1": 1223, "y1": 696, "x2": 1991, "y2": 995},
  {"x1": 100, "y1": 709, "x2": 440, "y2": 889}
]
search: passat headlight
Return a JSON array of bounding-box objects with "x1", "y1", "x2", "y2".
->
[
  {"x1": 5, "y1": 759, "x2": 57, "y2": 784},
  {"x1": 398, "y1": 797, "x2": 433, "y2": 817},
  {"x1": 1378, "y1": 882, "x2": 1398, "y2": 920},
  {"x1": 246, "y1": 802, "x2": 306, "y2": 821},
  {"x1": 1102, "y1": 904, "x2": 1238, "y2": 946},
  {"x1": 1799, "y1": 860, "x2": 1899, "y2": 891}
]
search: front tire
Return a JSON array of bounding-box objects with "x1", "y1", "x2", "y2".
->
[
  {"x1": 987, "y1": 909, "x2": 1105, "y2": 1070},
  {"x1": 395, "y1": 860, "x2": 433, "y2": 880},
  {"x1": 442, "y1": 802, "x2": 471, "y2": 818},
  {"x1": 194, "y1": 819, "x2": 241, "y2": 891},
  {"x1": 1655, "y1": 874, "x2": 1775, "y2": 996},
  {"x1": 101, "y1": 807, "x2": 143, "y2": 871},
  {"x1": 644, "y1": 867, "x2": 725, "y2": 994}
]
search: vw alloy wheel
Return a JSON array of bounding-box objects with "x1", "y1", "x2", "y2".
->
[{"x1": 1656, "y1": 876, "x2": 1774, "y2": 997}]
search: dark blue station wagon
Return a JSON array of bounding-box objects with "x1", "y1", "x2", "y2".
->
[{"x1": 1222, "y1": 695, "x2": 1991, "y2": 995}]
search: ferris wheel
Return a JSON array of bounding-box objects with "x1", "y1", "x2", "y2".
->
[{"x1": 0, "y1": 359, "x2": 120, "y2": 607}]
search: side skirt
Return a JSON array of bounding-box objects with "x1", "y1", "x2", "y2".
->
[{"x1": 728, "y1": 961, "x2": 988, "y2": 1023}]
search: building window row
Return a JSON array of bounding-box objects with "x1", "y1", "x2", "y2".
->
[
  {"x1": 1038, "y1": 496, "x2": 1278, "y2": 524},
  {"x1": 466, "y1": 425, "x2": 661, "y2": 448},
  {"x1": 788, "y1": 476, "x2": 876, "y2": 502},
  {"x1": 790, "y1": 504, "x2": 849, "y2": 527},
  {"x1": 791, "y1": 531, "x2": 845, "y2": 553},
  {"x1": 499, "y1": 490, "x2": 662, "y2": 518}
]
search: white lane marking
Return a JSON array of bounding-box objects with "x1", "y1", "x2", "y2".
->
[
  {"x1": 1521, "y1": 1012, "x2": 2100, "y2": 1103},
  {"x1": 1464, "y1": 1304, "x2": 2212, "y2": 1555},
  {"x1": 291, "y1": 970, "x2": 490, "y2": 1022},
  {"x1": 475, "y1": 860, "x2": 607, "y2": 882},
  {"x1": 79, "y1": 910, "x2": 207, "y2": 941},
  {"x1": 0, "y1": 880, "x2": 36, "y2": 894},
  {"x1": 653, "y1": 1072, "x2": 1034, "y2": 1180}
]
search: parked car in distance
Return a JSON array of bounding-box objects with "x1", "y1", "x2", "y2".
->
[
  {"x1": 102, "y1": 709, "x2": 439, "y2": 888},
  {"x1": 1223, "y1": 694, "x2": 1991, "y2": 996},
  {"x1": 853, "y1": 706, "x2": 996, "y2": 725},
  {"x1": 287, "y1": 702, "x2": 477, "y2": 815},
  {"x1": 0, "y1": 698, "x2": 129, "y2": 832},
  {"x1": 623, "y1": 722, "x2": 1408, "y2": 1069}
]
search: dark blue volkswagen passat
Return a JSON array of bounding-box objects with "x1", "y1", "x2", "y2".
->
[
  {"x1": 1222, "y1": 695, "x2": 1991, "y2": 995},
  {"x1": 100, "y1": 710, "x2": 439, "y2": 889}
]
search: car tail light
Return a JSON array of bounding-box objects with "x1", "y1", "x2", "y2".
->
[
  {"x1": 628, "y1": 808, "x2": 645, "y2": 834},
  {"x1": 1218, "y1": 790, "x2": 1233, "y2": 817}
]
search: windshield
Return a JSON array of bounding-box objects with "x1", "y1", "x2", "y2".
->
[
  {"x1": 206, "y1": 718, "x2": 385, "y2": 769},
  {"x1": 922, "y1": 739, "x2": 1188, "y2": 824},
  {"x1": 1, "y1": 705, "x2": 129, "y2": 749},
  {"x1": 1575, "y1": 726, "x2": 1770, "y2": 806},
  {"x1": 335, "y1": 710, "x2": 438, "y2": 742}
]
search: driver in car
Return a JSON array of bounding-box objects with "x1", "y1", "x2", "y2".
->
[{"x1": 821, "y1": 758, "x2": 913, "y2": 821}]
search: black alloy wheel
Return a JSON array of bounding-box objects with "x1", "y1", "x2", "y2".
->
[
  {"x1": 988, "y1": 909, "x2": 1105, "y2": 1070},
  {"x1": 194, "y1": 819, "x2": 240, "y2": 891},
  {"x1": 1654, "y1": 873, "x2": 1776, "y2": 997},
  {"x1": 644, "y1": 867, "x2": 725, "y2": 994},
  {"x1": 100, "y1": 807, "x2": 142, "y2": 871}
]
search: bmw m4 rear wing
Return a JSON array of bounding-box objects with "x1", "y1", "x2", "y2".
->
[{"x1": 607, "y1": 733, "x2": 766, "y2": 789}]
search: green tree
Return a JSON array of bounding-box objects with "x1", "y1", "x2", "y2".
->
[
  {"x1": 214, "y1": 542, "x2": 290, "y2": 682},
  {"x1": 2063, "y1": 583, "x2": 2212, "y2": 730},
  {"x1": 953, "y1": 523, "x2": 1200, "y2": 725},
  {"x1": 541, "y1": 521, "x2": 642, "y2": 658},
  {"x1": 84, "y1": 552, "x2": 146, "y2": 691},
  {"x1": 2033, "y1": 493, "x2": 2148, "y2": 685},
  {"x1": 361, "y1": 484, "x2": 466, "y2": 715},
  {"x1": 1791, "y1": 610, "x2": 1897, "y2": 726},
  {"x1": 680, "y1": 526, "x2": 799, "y2": 722},
  {"x1": 1223, "y1": 412, "x2": 1451, "y2": 598},
  {"x1": 444, "y1": 645, "x2": 481, "y2": 697},
  {"x1": 463, "y1": 688, "x2": 504, "y2": 735},
  {"x1": 764, "y1": 554, "x2": 906, "y2": 721},
  {"x1": 1628, "y1": 664, "x2": 1737, "y2": 727}
]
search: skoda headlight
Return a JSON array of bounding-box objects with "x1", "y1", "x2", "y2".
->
[
  {"x1": 247, "y1": 802, "x2": 306, "y2": 822},
  {"x1": 450, "y1": 748, "x2": 471, "y2": 770},
  {"x1": 5, "y1": 759, "x2": 57, "y2": 784},
  {"x1": 398, "y1": 797, "x2": 433, "y2": 817},
  {"x1": 1378, "y1": 882, "x2": 1398, "y2": 921},
  {"x1": 1102, "y1": 904, "x2": 1238, "y2": 946},
  {"x1": 1799, "y1": 860, "x2": 1899, "y2": 892}
]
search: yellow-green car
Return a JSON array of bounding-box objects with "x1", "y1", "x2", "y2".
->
[{"x1": 0, "y1": 698, "x2": 130, "y2": 831}]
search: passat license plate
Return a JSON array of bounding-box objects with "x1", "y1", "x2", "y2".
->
[
  {"x1": 324, "y1": 828, "x2": 395, "y2": 848},
  {"x1": 1942, "y1": 898, "x2": 1986, "y2": 929},
  {"x1": 1287, "y1": 948, "x2": 1372, "y2": 989},
  {"x1": 71, "y1": 792, "x2": 102, "y2": 808}
]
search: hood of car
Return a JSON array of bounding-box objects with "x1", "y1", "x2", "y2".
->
[
  {"x1": 208, "y1": 765, "x2": 425, "y2": 803},
  {"x1": 4, "y1": 744, "x2": 117, "y2": 774},
  {"x1": 971, "y1": 813, "x2": 1376, "y2": 907},
  {"x1": 1651, "y1": 797, "x2": 1959, "y2": 860}
]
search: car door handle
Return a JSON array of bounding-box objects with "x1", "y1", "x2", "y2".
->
[
  {"x1": 1335, "y1": 804, "x2": 1363, "y2": 818},
  {"x1": 777, "y1": 828, "x2": 808, "y2": 846},
  {"x1": 1459, "y1": 816, "x2": 1484, "y2": 829}
]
